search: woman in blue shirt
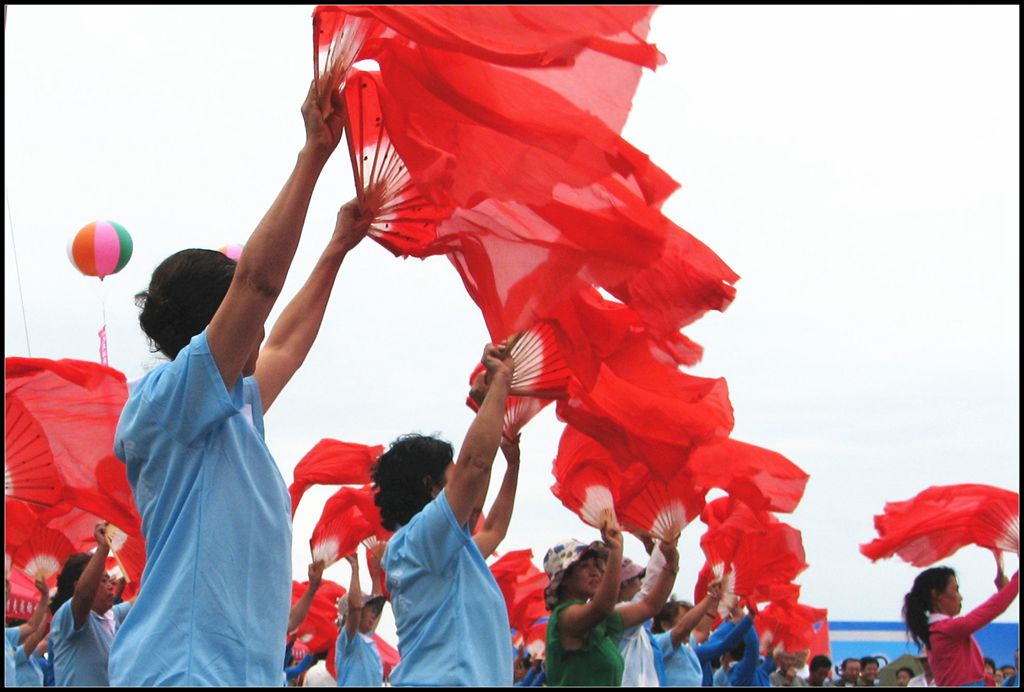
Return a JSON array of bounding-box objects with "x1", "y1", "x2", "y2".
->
[{"x1": 372, "y1": 344, "x2": 517, "y2": 686}]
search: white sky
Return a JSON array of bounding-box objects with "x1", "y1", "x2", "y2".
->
[{"x1": 5, "y1": 5, "x2": 1019, "y2": 647}]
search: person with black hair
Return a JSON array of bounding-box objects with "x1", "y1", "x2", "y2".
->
[
  {"x1": 650, "y1": 583, "x2": 723, "y2": 686},
  {"x1": 47, "y1": 523, "x2": 131, "y2": 686},
  {"x1": 807, "y1": 654, "x2": 833, "y2": 686},
  {"x1": 896, "y1": 665, "x2": 916, "y2": 686},
  {"x1": 902, "y1": 562, "x2": 1018, "y2": 687},
  {"x1": 858, "y1": 655, "x2": 880, "y2": 686},
  {"x1": 371, "y1": 342, "x2": 515, "y2": 686},
  {"x1": 335, "y1": 552, "x2": 386, "y2": 687},
  {"x1": 4, "y1": 574, "x2": 50, "y2": 687},
  {"x1": 108, "y1": 78, "x2": 369, "y2": 687},
  {"x1": 833, "y1": 657, "x2": 862, "y2": 687}
]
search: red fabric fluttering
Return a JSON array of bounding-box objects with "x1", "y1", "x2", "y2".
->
[
  {"x1": 12, "y1": 524, "x2": 73, "y2": 585},
  {"x1": 550, "y1": 425, "x2": 647, "y2": 529},
  {"x1": 860, "y1": 484, "x2": 1020, "y2": 566},
  {"x1": 310, "y1": 485, "x2": 390, "y2": 568},
  {"x1": 686, "y1": 438, "x2": 809, "y2": 514},
  {"x1": 290, "y1": 578, "x2": 347, "y2": 653},
  {"x1": 697, "y1": 498, "x2": 808, "y2": 607},
  {"x1": 522, "y1": 617, "x2": 549, "y2": 660},
  {"x1": 5, "y1": 358, "x2": 140, "y2": 535},
  {"x1": 289, "y1": 438, "x2": 384, "y2": 516},
  {"x1": 616, "y1": 458, "x2": 706, "y2": 543},
  {"x1": 489, "y1": 549, "x2": 548, "y2": 636},
  {"x1": 755, "y1": 595, "x2": 828, "y2": 655}
]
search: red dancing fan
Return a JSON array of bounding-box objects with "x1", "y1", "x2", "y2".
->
[
  {"x1": 290, "y1": 578, "x2": 347, "y2": 651},
  {"x1": 616, "y1": 459, "x2": 706, "y2": 543},
  {"x1": 289, "y1": 438, "x2": 383, "y2": 516},
  {"x1": 5, "y1": 397, "x2": 63, "y2": 507},
  {"x1": 5, "y1": 498, "x2": 41, "y2": 560},
  {"x1": 313, "y1": 6, "x2": 386, "y2": 105},
  {"x1": 310, "y1": 486, "x2": 385, "y2": 568},
  {"x1": 342, "y1": 70, "x2": 454, "y2": 257},
  {"x1": 467, "y1": 322, "x2": 571, "y2": 400},
  {"x1": 860, "y1": 484, "x2": 1019, "y2": 566},
  {"x1": 13, "y1": 525, "x2": 73, "y2": 585},
  {"x1": 489, "y1": 550, "x2": 547, "y2": 636},
  {"x1": 698, "y1": 498, "x2": 808, "y2": 608},
  {"x1": 523, "y1": 617, "x2": 549, "y2": 660},
  {"x1": 550, "y1": 426, "x2": 647, "y2": 530}
]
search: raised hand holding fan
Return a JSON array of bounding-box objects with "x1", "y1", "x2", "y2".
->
[
  {"x1": 13, "y1": 525, "x2": 74, "y2": 585},
  {"x1": 342, "y1": 70, "x2": 453, "y2": 257},
  {"x1": 502, "y1": 322, "x2": 571, "y2": 399}
]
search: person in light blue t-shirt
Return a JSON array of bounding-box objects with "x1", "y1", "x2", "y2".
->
[
  {"x1": 651, "y1": 582, "x2": 724, "y2": 687},
  {"x1": 335, "y1": 552, "x2": 386, "y2": 687},
  {"x1": 372, "y1": 344, "x2": 518, "y2": 686},
  {"x1": 108, "y1": 80, "x2": 370, "y2": 687},
  {"x1": 5, "y1": 574, "x2": 51, "y2": 688},
  {"x1": 47, "y1": 525, "x2": 133, "y2": 687}
]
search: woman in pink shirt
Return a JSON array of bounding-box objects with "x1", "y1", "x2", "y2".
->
[{"x1": 903, "y1": 564, "x2": 1019, "y2": 687}]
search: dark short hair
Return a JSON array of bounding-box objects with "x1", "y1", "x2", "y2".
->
[
  {"x1": 372, "y1": 434, "x2": 453, "y2": 530},
  {"x1": 136, "y1": 249, "x2": 236, "y2": 360},
  {"x1": 810, "y1": 655, "x2": 832, "y2": 672},
  {"x1": 860, "y1": 656, "x2": 880, "y2": 669},
  {"x1": 897, "y1": 667, "x2": 915, "y2": 677},
  {"x1": 841, "y1": 658, "x2": 861, "y2": 671},
  {"x1": 51, "y1": 553, "x2": 92, "y2": 615},
  {"x1": 653, "y1": 599, "x2": 681, "y2": 633}
]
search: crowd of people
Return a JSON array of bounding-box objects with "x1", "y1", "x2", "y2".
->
[{"x1": 4, "y1": 75, "x2": 1020, "y2": 688}]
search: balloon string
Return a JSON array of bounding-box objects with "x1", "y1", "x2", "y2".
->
[
  {"x1": 5, "y1": 183, "x2": 33, "y2": 356},
  {"x1": 99, "y1": 285, "x2": 109, "y2": 366}
]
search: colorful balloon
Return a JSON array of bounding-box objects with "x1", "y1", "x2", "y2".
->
[
  {"x1": 67, "y1": 221, "x2": 133, "y2": 280},
  {"x1": 218, "y1": 244, "x2": 244, "y2": 261}
]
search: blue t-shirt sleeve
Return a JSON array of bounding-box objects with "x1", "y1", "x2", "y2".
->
[
  {"x1": 653, "y1": 630, "x2": 676, "y2": 659},
  {"x1": 113, "y1": 601, "x2": 132, "y2": 626},
  {"x1": 400, "y1": 490, "x2": 474, "y2": 575},
  {"x1": 4, "y1": 627, "x2": 19, "y2": 650},
  {"x1": 51, "y1": 599, "x2": 86, "y2": 638},
  {"x1": 135, "y1": 330, "x2": 246, "y2": 448},
  {"x1": 728, "y1": 621, "x2": 760, "y2": 685}
]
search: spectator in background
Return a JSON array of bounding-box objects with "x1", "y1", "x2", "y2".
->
[
  {"x1": 806, "y1": 655, "x2": 833, "y2": 686},
  {"x1": 1002, "y1": 650, "x2": 1019, "y2": 687},
  {"x1": 770, "y1": 650, "x2": 809, "y2": 687},
  {"x1": 896, "y1": 666, "x2": 915, "y2": 686},
  {"x1": 858, "y1": 656, "x2": 880, "y2": 686},
  {"x1": 999, "y1": 661, "x2": 1016, "y2": 687},
  {"x1": 832, "y1": 658, "x2": 861, "y2": 687},
  {"x1": 985, "y1": 658, "x2": 999, "y2": 684}
]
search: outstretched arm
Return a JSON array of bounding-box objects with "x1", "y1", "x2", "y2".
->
[
  {"x1": 207, "y1": 81, "x2": 346, "y2": 390},
  {"x1": 473, "y1": 435, "x2": 521, "y2": 557},
  {"x1": 256, "y1": 198, "x2": 369, "y2": 412},
  {"x1": 17, "y1": 579, "x2": 50, "y2": 644},
  {"x1": 344, "y1": 553, "x2": 364, "y2": 640},
  {"x1": 287, "y1": 561, "x2": 324, "y2": 635},
  {"x1": 445, "y1": 344, "x2": 513, "y2": 527},
  {"x1": 671, "y1": 584, "x2": 722, "y2": 649},
  {"x1": 617, "y1": 540, "x2": 679, "y2": 629},
  {"x1": 71, "y1": 524, "x2": 110, "y2": 629},
  {"x1": 367, "y1": 543, "x2": 385, "y2": 597}
]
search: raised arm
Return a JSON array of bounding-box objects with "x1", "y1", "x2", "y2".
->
[
  {"x1": 17, "y1": 579, "x2": 50, "y2": 643},
  {"x1": 671, "y1": 584, "x2": 722, "y2": 649},
  {"x1": 695, "y1": 613, "x2": 754, "y2": 663},
  {"x1": 445, "y1": 343, "x2": 513, "y2": 527},
  {"x1": 367, "y1": 543, "x2": 385, "y2": 597},
  {"x1": 938, "y1": 570, "x2": 1019, "y2": 639},
  {"x1": 616, "y1": 539, "x2": 679, "y2": 629},
  {"x1": 207, "y1": 81, "x2": 346, "y2": 390},
  {"x1": 287, "y1": 561, "x2": 324, "y2": 635},
  {"x1": 255, "y1": 198, "x2": 369, "y2": 413},
  {"x1": 557, "y1": 521, "x2": 624, "y2": 639},
  {"x1": 70, "y1": 523, "x2": 111, "y2": 629},
  {"x1": 344, "y1": 553, "x2": 364, "y2": 640},
  {"x1": 473, "y1": 435, "x2": 522, "y2": 557}
]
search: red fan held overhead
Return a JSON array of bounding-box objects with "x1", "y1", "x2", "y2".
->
[
  {"x1": 5, "y1": 396, "x2": 63, "y2": 507},
  {"x1": 860, "y1": 484, "x2": 1019, "y2": 566},
  {"x1": 616, "y1": 456, "x2": 705, "y2": 543},
  {"x1": 550, "y1": 425, "x2": 647, "y2": 530},
  {"x1": 310, "y1": 485, "x2": 389, "y2": 568},
  {"x1": 342, "y1": 70, "x2": 453, "y2": 257},
  {"x1": 756, "y1": 595, "x2": 828, "y2": 655},
  {"x1": 686, "y1": 438, "x2": 809, "y2": 515},
  {"x1": 12, "y1": 525, "x2": 73, "y2": 585}
]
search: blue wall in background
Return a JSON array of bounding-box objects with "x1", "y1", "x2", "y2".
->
[{"x1": 828, "y1": 621, "x2": 1019, "y2": 669}]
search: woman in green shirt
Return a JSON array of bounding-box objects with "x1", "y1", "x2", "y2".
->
[{"x1": 542, "y1": 520, "x2": 678, "y2": 686}]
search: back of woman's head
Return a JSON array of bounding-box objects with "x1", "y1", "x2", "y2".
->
[
  {"x1": 136, "y1": 249, "x2": 236, "y2": 360},
  {"x1": 903, "y1": 566, "x2": 955, "y2": 650},
  {"x1": 372, "y1": 434, "x2": 453, "y2": 531},
  {"x1": 653, "y1": 599, "x2": 682, "y2": 633},
  {"x1": 50, "y1": 552, "x2": 91, "y2": 615}
]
